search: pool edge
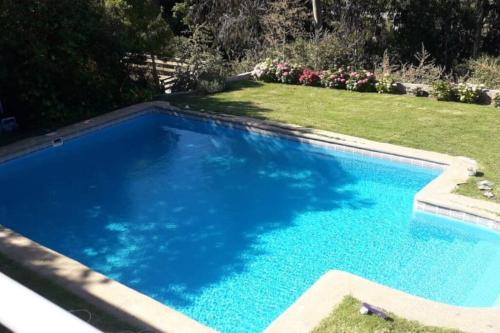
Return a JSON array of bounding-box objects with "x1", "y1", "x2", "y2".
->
[
  {"x1": 0, "y1": 101, "x2": 499, "y2": 333},
  {"x1": 0, "y1": 226, "x2": 217, "y2": 333},
  {"x1": 156, "y1": 103, "x2": 500, "y2": 232},
  {"x1": 264, "y1": 270, "x2": 500, "y2": 333}
]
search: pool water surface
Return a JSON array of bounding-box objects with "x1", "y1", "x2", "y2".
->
[{"x1": 0, "y1": 112, "x2": 499, "y2": 332}]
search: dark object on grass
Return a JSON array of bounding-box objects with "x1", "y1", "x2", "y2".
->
[{"x1": 359, "y1": 303, "x2": 392, "y2": 321}]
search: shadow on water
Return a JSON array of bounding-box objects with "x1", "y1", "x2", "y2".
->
[{"x1": 0, "y1": 102, "x2": 373, "y2": 323}]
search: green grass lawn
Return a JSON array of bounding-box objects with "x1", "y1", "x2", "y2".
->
[
  {"x1": 312, "y1": 296, "x2": 460, "y2": 333},
  {"x1": 166, "y1": 80, "x2": 500, "y2": 201}
]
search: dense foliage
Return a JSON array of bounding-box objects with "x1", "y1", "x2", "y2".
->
[
  {"x1": 0, "y1": 0, "x2": 170, "y2": 129},
  {"x1": 1, "y1": 0, "x2": 499, "y2": 132},
  {"x1": 172, "y1": 0, "x2": 500, "y2": 70}
]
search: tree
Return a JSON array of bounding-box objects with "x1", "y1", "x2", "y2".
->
[
  {"x1": 171, "y1": 0, "x2": 267, "y2": 60},
  {"x1": 0, "y1": 0, "x2": 163, "y2": 129},
  {"x1": 262, "y1": 0, "x2": 309, "y2": 57},
  {"x1": 105, "y1": 0, "x2": 173, "y2": 89}
]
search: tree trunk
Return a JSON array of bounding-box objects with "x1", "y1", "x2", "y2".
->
[
  {"x1": 473, "y1": 0, "x2": 486, "y2": 58},
  {"x1": 312, "y1": 0, "x2": 322, "y2": 33},
  {"x1": 150, "y1": 53, "x2": 161, "y2": 92}
]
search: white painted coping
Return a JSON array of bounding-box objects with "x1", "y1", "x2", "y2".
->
[{"x1": 0, "y1": 272, "x2": 102, "y2": 333}]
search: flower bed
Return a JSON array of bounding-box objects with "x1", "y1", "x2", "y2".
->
[
  {"x1": 299, "y1": 69, "x2": 321, "y2": 86},
  {"x1": 251, "y1": 59, "x2": 497, "y2": 106}
]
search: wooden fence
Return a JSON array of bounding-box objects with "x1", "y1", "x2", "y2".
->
[{"x1": 129, "y1": 54, "x2": 187, "y2": 93}]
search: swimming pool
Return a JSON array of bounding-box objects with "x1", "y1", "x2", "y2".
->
[{"x1": 0, "y1": 111, "x2": 499, "y2": 332}]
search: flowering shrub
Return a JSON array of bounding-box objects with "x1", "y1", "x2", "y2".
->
[
  {"x1": 346, "y1": 70, "x2": 376, "y2": 92},
  {"x1": 251, "y1": 58, "x2": 278, "y2": 82},
  {"x1": 495, "y1": 94, "x2": 500, "y2": 108},
  {"x1": 375, "y1": 74, "x2": 397, "y2": 94},
  {"x1": 456, "y1": 83, "x2": 484, "y2": 103},
  {"x1": 321, "y1": 68, "x2": 349, "y2": 89},
  {"x1": 431, "y1": 80, "x2": 457, "y2": 101},
  {"x1": 276, "y1": 62, "x2": 302, "y2": 84},
  {"x1": 299, "y1": 69, "x2": 321, "y2": 86}
]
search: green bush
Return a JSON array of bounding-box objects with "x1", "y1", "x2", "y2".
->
[
  {"x1": 0, "y1": 0, "x2": 165, "y2": 129},
  {"x1": 321, "y1": 69, "x2": 349, "y2": 89},
  {"x1": 197, "y1": 79, "x2": 226, "y2": 94},
  {"x1": 276, "y1": 63, "x2": 302, "y2": 84},
  {"x1": 281, "y1": 31, "x2": 369, "y2": 70},
  {"x1": 431, "y1": 81, "x2": 457, "y2": 101},
  {"x1": 346, "y1": 71, "x2": 377, "y2": 92},
  {"x1": 375, "y1": 75, "x2": 397, "y2": 94},
  {"x1": 494, "y1": 94, "x2": 500, "y2": 108},
  {"x1": 467, "y1": 56, "x2": 500, "y2": 89},
  {"x1": 251, "y1": 58, "x2": 278, "y2": 83},
  {"x1": 390, "y1": 45, "x2": 447, "y2": 85},
  {"x1": 172, "y1": 31, "x2": 229, "y2": 93},
  {"x1": 456, "y1": 83, "x2": 484, "y2": 104}
]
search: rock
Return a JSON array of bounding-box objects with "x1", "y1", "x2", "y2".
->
[
  {"x1": 478, "y1": 184, "x2": 493, "y2": 191},
  {"x1": 483, "y1": 191, "x2": 496, "y2": 199},
  {"x1": 477, "y1": 180, "x2": 494, "y2": 188},
  {"x1": 467, "y1": 166, "x2": 478, "y2": 176}
]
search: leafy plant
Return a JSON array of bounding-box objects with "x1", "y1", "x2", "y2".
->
[
  {"x1": 252, "y1": 58, "x2": 278, "y2": 82},
  {"x1": 431, "y1": 81, "x2": 457, "y2": 101},
  {"x1": 276, "y1": 62, "x2": 302, "y2": 84},
  {"x1": 299, "y1": 69, "x2": 321, "y2": 86},
  {"x1": 173, "y1": 28, "x2": 229, "y2": 93},
  {"x1": 391, "y1": 45, "x2": 446, "y2": 85},
  {"x1": 456, "y1": 83, "x2": 484, "y2": 103},
  {"x1": 0, "y1": 0, "x2": 159, "y2": 129},
  {"x1": 466, "y1": 56, "x2": 500, "y2": 89},
  {"x1": 321, "y1": 68, "x2": 349, "y2": 89},
  {"x1": 375, "y1": 75, "x2": 397, "y2": 94},
  {"x1": 197, "y1": 78, "x2": 226, "y2": 93},
  {"x1": 282, "y1": 29, "x2": 370, "y2": 70},
  {"x1": 346, "y1": 70, "x2": 376, "y2": 92},
  {"x1": 494, "y1": 94, "x2": 500, "y2": 108}
]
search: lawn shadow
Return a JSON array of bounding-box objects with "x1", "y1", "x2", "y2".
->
[{"x1": 164, "y1": 80, "x2": 278, "y2": 120}]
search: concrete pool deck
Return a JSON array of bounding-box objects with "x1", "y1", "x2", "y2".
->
[{"x1": 0, "y1": 101, "x2": 499, "y2": 332}]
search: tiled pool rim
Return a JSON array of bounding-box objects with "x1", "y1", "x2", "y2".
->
[{"x1": 0, "y1": 101, "x2": 499, "y2": 333}]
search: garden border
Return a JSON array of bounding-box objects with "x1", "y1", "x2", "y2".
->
[{"x1": 0, "y1": 101, "x2": 499, "y2": 333}]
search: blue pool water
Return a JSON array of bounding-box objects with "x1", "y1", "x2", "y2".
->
[{"x1": 1, "y1": 111, "x2": 499, "y2": 332}]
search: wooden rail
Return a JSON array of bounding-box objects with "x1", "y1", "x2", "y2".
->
[{"x1": 128, "y1": 55, "x2": 188, "y2": 93}]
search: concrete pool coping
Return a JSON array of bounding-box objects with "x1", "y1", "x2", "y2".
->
[
  {"x1": 0, "y1": 101, "x2": 499, "y2": 333},
  {"x1": 265, "y1": 270, "x2": 500, "y2": 333}
]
